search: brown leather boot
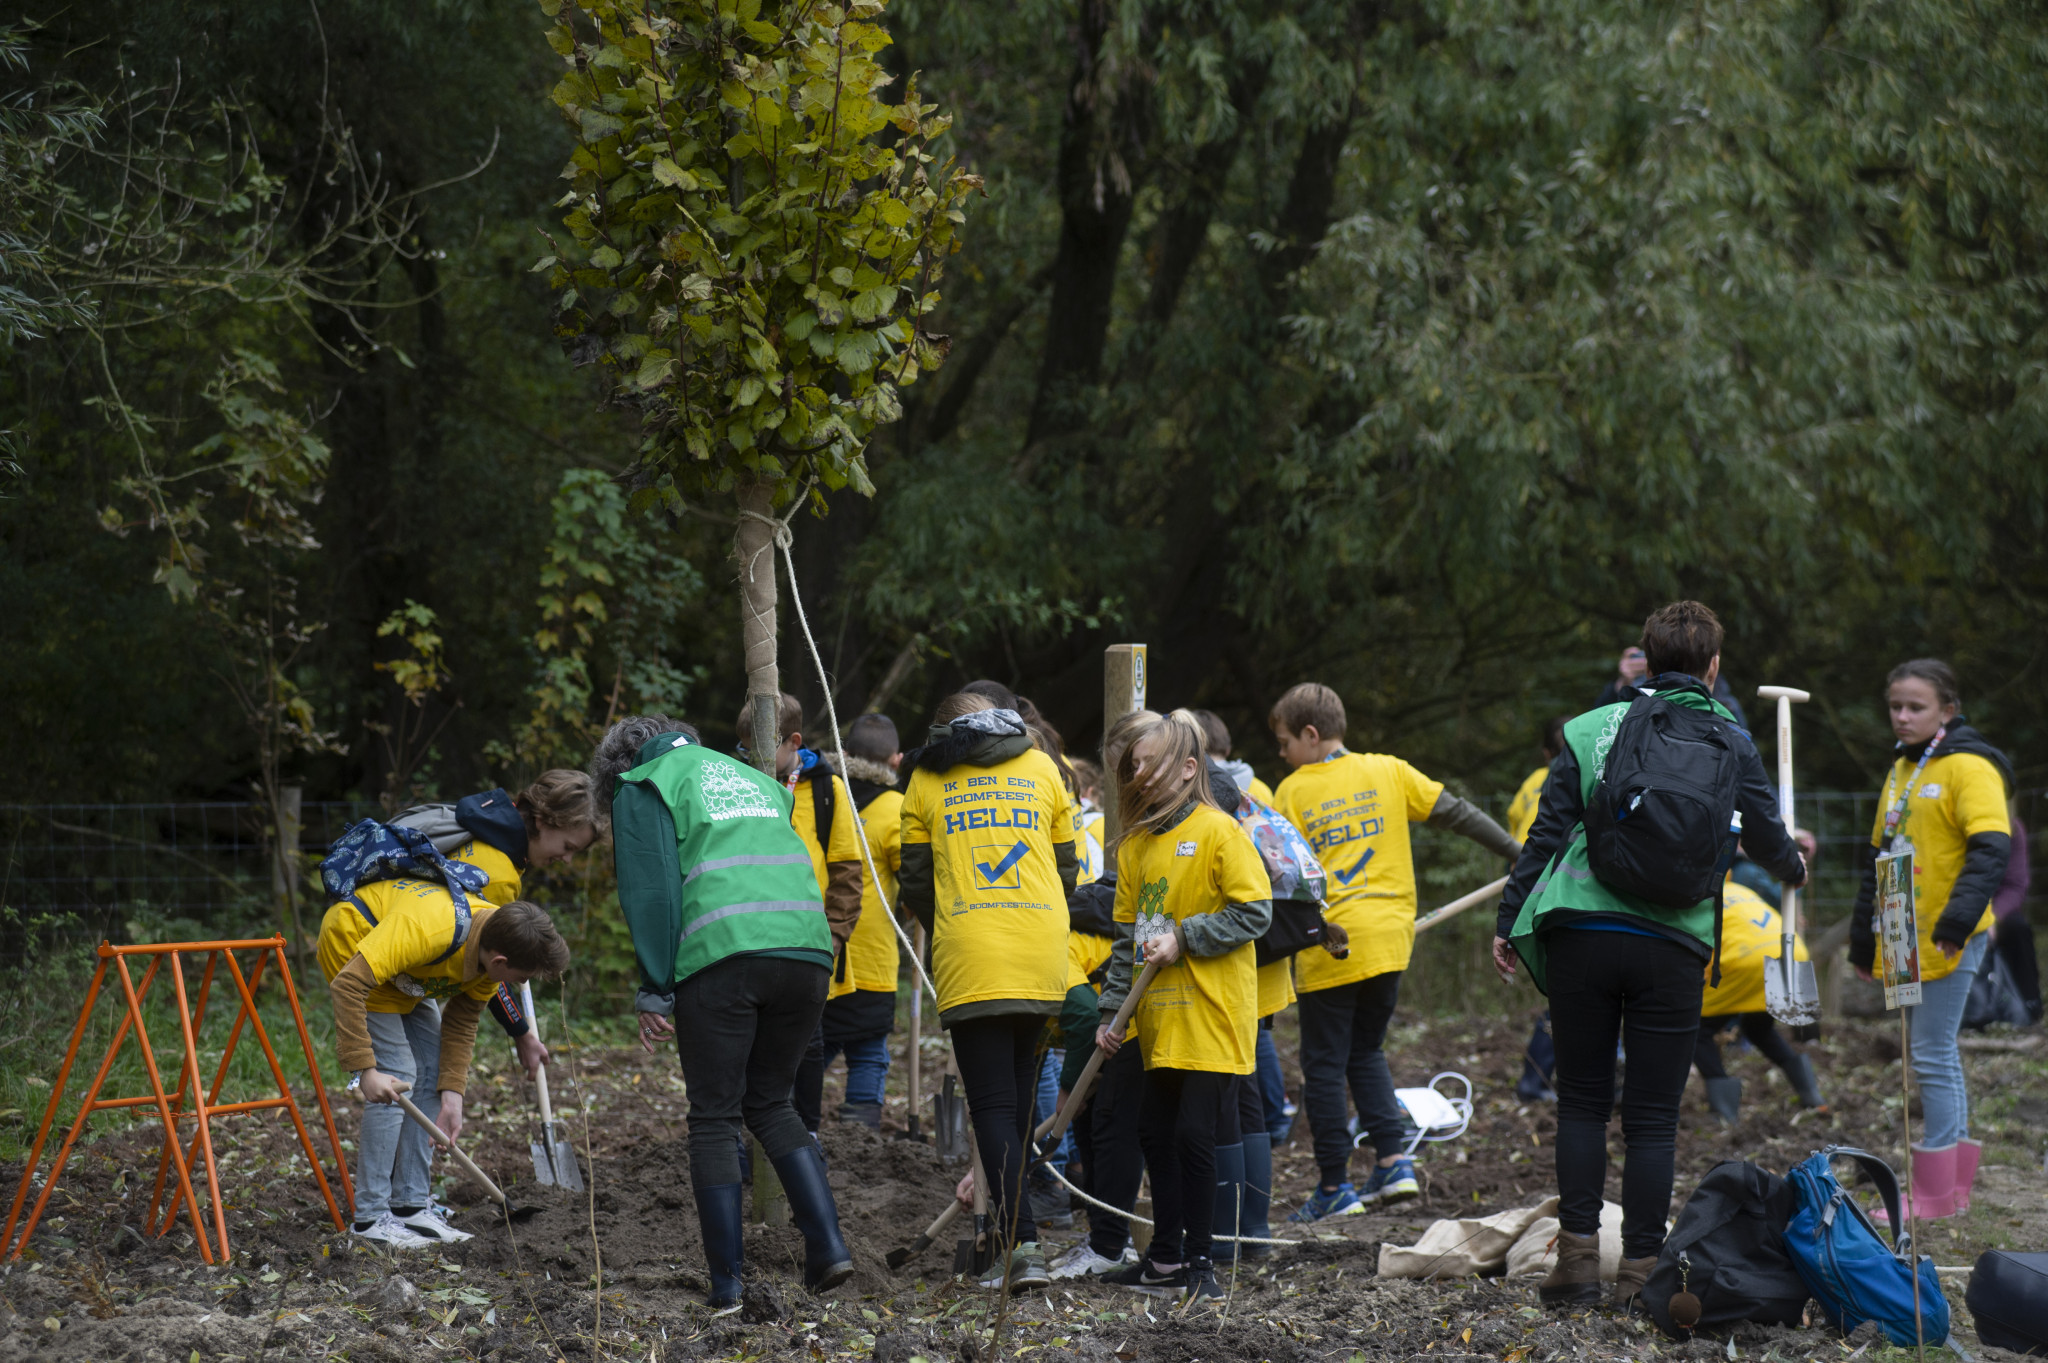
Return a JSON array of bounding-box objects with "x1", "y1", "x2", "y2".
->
[
  {"x1": 1611, "y1": 1254, "x2": 1657, "y2": 1311},
  {"x1": 1538, "y1": 1229, "x2": 1604, "y2": 1307}
]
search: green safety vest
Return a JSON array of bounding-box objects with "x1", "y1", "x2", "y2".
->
[
  {"x1": 612, "y1": 734, "x2": 831, "y2": 990},
  {"x1": 1508, "y1": 685, "x2": 1733, "y2": 993}
]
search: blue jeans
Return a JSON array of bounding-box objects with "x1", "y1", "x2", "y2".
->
[
  {"x1": 1035, "y1": 1047, "x2": 1069, "y2": 1174},
  {"x1": 1255, "y1": 1025, "x2": 1290, "y2": 1138},
  {"x1": 1908, "y1": 933, "x2": 1988, "y2": 1148},
  {"x1": 821, "y1": 1033, "x2": 891, "y2": 1107},
  {"x1": 355, "y1": 1004, "x2": 441, "y2": 1222}
]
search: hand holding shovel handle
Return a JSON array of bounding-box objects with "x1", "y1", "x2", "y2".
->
[{"x1": 1032, "y1": 959, "x2": 1159, "y2": 1154}]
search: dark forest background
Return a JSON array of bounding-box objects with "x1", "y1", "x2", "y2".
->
[{"x1": 7, "y1": 0, "x2": 2048, "y2": 807}]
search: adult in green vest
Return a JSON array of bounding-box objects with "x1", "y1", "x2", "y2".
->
[
  {"x1": 593, "y1": 714, "x2": 855, "y2": 1308},
  {"x1": 1491, "y1": 602, "x2": 1806, "y2": 1312}
]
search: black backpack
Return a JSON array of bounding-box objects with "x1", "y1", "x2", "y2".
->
[
  {"x1": 1967, "y1": 1251, "x2": 2048, "y2": 1355},
  {"x1": 1641, "y1": 1160, "x2": 1809, "y2": 1338},
  {"x1": 1584, "y1": 691, "x2": 1744, "y2": 912}
]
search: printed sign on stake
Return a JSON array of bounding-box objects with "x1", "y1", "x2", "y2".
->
[{"x1": 1874, "y1": 847, "x2": 1922, "y2": 1009}]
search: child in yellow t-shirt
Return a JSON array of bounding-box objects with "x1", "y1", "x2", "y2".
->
[
  {"x1": 1693, "y1": 876, "x2": 1826, "y2": 1122},
  {"x1": 818, "y1": 712, "x2": 907, "y2": 1129},
  {"x1": 1266, "y1": 683, "x2": 1521, "y2": 1221},
  {"x1": 1504, "y1": 718, "x2": 1570, "y2": 1103},
  {"x1": 321, "y1": 892, "x2": 568, "y2": 1248},
  {"x1": 1094, "y1": 710, "x2": 1272, "y2": 1303},
  {"x1": 747, "y1": 692, "x2": 866, "y2": 1135}
]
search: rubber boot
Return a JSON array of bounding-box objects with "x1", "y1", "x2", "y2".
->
[
  {"x1": 1539, "y1": 1229, "x2": 1604, "y2": 1307},
  {"x1": 836, "y1": 1101, "x2": 883, "y2": 1131},
  {"x1": 1239, "y1": 1132, "x2": 1274, "y2": 1261},
  {"x1": 1704, "y1": 1076, "x2": 1742, "y2": 1125},
  {"x1": 1611, "y1": 1255, "x2": 1657, "y2": 1312},
  {"x1": 1953, "y1": 1138, "x2": 1981, "y2": 1214},
  {"x1": 1873, "y1": 1142, "x2": 1956, "y2": 1224},
  {"x1": 1783, "y1": 1053, "x2": 1828, "y2": 1111},
  {"x1": 769, "y1": 1143, "x2": 855, "y2": 1291},
  {"x1": 1209, "y1": 1142, "x2": 1245, "y2": 1265},
  {"x1": 693, "y1": 1183, "x2": 745, "y2": 1308}
]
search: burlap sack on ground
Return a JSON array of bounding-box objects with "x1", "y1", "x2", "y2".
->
[{"x1": 1378, "y1": 1197, "x2": 1624, "y2": 1281}]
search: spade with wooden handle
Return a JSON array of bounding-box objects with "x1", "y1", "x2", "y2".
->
[
  {"x1": 391, "y1": 1088, "x2": 544, "y2": 1223},
  {"x1": 1030, "y1": 959, "x2": 1159, "y2": 1157},
  {"x1": 1758, "y1": 685, "x2": 1822, "y2": 1029},
  {"x1": 521, "y1": 982, "x2": 584, "y2": 1190}
]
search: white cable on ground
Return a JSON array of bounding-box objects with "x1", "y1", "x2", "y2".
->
[
  {"x1": 1040, "y1": 1162, "x2": 1304, "y2": 1248},
  {"x1": 749, "y1": 502, "x2": 940, "y2": 1010}
]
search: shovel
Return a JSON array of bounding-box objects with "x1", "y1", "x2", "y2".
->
[
  {"x1": 933, "y1": 1072, "x2": 970, "y2": 1163},
  {"x1": 521, "y1": 982, "x2": 584, "y2": 1190},
  {"x1": 886, "y1": 1199, "x2": 962, "y2": 1270},
  {"x1": 391, "y1": 1088, "x2": 545, "y2": 1223},
  {"x1": 1031, "y1": 959, "x2": 1159, "y2": 1159},
  {"x1": 1758, "y1": 685, "x2": 1822, "y2": 1030}
]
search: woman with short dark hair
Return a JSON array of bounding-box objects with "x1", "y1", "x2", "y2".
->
[
  {"x1": 1494, "y1": 601, "x2": 1805, "y2": 1311},
  {"x1": 593, "y1": 715, "x2": 853, "y2": 1307}
]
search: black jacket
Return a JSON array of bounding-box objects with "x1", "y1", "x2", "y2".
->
[
  {"x1": 1849, "y1": 721, "x2": 2014, "y2": 969},
  {"x1": 1497, "y1": 677, "x2": 1806, "y2": 941}
]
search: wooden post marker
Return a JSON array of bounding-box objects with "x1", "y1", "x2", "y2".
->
[
  {"x1": 1101, "y1": 643, "x2": 1148, "y2": 845},
  {"x1": 2, "y1": 937, "x2": 352, "y2": 1263}
]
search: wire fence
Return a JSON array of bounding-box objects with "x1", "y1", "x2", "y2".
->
[
  {"x1": 0, "y1": 800, "x2": 376, "y2": 960},
  {"x1": 2, "y1": 789, "x2": 2040, "y2": 981}
]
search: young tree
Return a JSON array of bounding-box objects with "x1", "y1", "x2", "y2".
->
[{"x1": 540, "y1": 0, "x2": 976, "y2": 768}]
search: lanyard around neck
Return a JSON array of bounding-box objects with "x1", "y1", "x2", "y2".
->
[{"x1": 1881, "y1": 724, "x2": 1946, "y2": 845}]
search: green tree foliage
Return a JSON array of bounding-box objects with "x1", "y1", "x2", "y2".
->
[{"x1": 541, "y1": 0, "x2": 977, "y2": 497}]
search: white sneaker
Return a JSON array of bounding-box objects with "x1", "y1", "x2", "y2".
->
[
  {"x1": 352, "y1": 1212, "x2": 438, "y2": 1250},
  {"x1": 399, "y1": 1203, "x2": 473, "y2": 1244},
  {"x1": 1048, "y1": 1243, "x2": 1125, "y2": 1280}
]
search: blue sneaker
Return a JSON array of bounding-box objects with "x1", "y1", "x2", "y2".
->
[
  {"x1": 1287, "y1": 1182, "x2": 1363, "y2": 1222},
  {"x1": 1359, "y1": 1158, "x2": 1420, "y2": 1206}
]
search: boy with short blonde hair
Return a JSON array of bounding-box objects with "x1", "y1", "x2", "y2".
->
[{"x1": 1267, "y1": 683, "x2": 1520, "y2": 1220}]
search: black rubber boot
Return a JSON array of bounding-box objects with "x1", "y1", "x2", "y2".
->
[
  {"x1": 836, "y1": 1102, "x2": 883, "y2": 1131},
  {"x1": 770, "y1": 1143, "x2": 854, "y2": 1292},
  {"x1": 1782, "y1": 1053, "x2": 1827, "y2": 1111},
  {"x1": 1704, "y1": 1076, "x2": 1742, "y2": 1125},
  {"x1": 1209, "y1": 1142, "x2": 1245, "y2": 1264},
  {"x1": 1239, "y1": 1132, "x2": 1274, "y2": 1261},
  {"x1": 693, "y1": 1182, "x2": 745, "y2": 1308}
]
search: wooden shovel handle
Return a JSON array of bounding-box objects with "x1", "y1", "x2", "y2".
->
[
  {"x1": 393, "y1": 1090, "x2": 508, "y2": 1207},
  {"x1": 1413, "y1": 877, "x2": 1509, "y2": 935},
  {"x1": 1033, "y1": 959, "x2": 1159, "y2": 1147},
  {"x1": 521, "y1": 982, "x2": 556, "y2": 1127}
]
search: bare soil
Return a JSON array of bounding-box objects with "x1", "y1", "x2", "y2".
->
[{"x1": 2, "y1": 1011, "x2": 2042, "y2": 1363}]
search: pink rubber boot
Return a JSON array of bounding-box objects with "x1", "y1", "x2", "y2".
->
[
  {"x1": 1952, "y1": 1138, "x2": 1981, "y2": 1214},
  {"x1": 1874, "y1": 1142, "x2": 1957, "y2": 1224}
]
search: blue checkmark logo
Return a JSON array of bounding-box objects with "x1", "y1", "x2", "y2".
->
[
  {"x1": 1334, "y1": 846, "x2": 1374, "y2": 887},
  {"x1": 1749, "y1": 912, "x2": 1772, "y2": 929},
  {"x1": 974, "y1": 841, "x2": 1030, "y2": 889}
]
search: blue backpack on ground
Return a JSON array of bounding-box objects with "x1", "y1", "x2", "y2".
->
[
  {"x1": 1783, "y1": 1146, "x2": 1949, "y2": 1347},
  {"x1": 319, "y1": 818, "x2": 491, "y2": 901}
]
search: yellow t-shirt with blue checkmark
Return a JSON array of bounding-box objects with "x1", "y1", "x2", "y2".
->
[
  {"x1": 901, "y1": 747, "x2": 1075, "y2": 1017},
  {"x1": 1271, "y1": 751, "x2": 1444, "y2": 991},
  {"x1": 1702, "y1": 877, "x2": 1810, "y2": 1017}
]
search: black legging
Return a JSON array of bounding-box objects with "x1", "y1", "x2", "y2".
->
[
  {"x1": 1137, "y1": 1067, "x2": 1231, "y2": 1264},
  {"x1": 1077, "y1": 1040, "x2": 1146, "y2": 1260},
  {"x1": 951, "y1": 1013, "x2": 1048, "y2": 1246},
  {"x1": 673, "y1": 954, "x2": 829, "y2": 1188},
  {"x1": 1995, "y1": 914, "x2": 2043, "y2": 1022},
  {"x1": 1692, "y1": 1012, "x2": 1799, "y2": 1080},
  {"x1": 1547, "y1": 927, "x2": 1703, "y2": 1261}
]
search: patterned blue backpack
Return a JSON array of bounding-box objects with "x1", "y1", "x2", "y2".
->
[
  {"x1": 1783, "y1": 1146, "x2": 1950, "y2": 1347},
  {"x1": 320, "y1": 819, "x2": 491, "y2": 901}
]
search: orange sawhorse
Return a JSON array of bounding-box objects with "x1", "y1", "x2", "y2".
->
[{"x1": 1, "y1": 937, "x2": 353, "y2": 1263}]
